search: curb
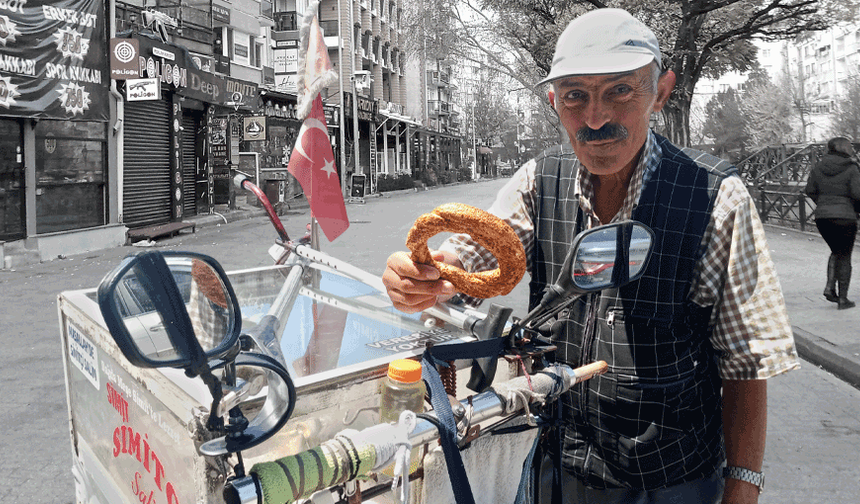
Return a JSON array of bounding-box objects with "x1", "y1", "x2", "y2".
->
[{"x1": 793, "y1": 326, "x2": 860, "y2": 389}]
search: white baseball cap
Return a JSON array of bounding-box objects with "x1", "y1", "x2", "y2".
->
[{"x1": 538, "y1": 9, "x2": 661, "y2": 86}]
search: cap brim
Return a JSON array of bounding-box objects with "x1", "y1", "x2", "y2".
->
[{"x1": 538, "y1": 53, "x2": 656, "y2": 86}]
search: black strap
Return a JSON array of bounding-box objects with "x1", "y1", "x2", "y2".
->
[{"x1": 419, "y1": 339, "x2": 503, "y2": 504}]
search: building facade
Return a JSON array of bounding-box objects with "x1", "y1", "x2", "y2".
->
[
  {"x1": 0, "y1": 0, "x2": 473, "y2": 267},
  {"x1": 693, "y1": 24, "x2": 860, "y2": 144}
]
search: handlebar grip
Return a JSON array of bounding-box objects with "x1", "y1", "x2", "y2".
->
[
  {"x1": 251, "y1": 437, "x2": 377, "y2": 504},
  {"x1": 571, "y1": 360, "x2": 608, "y2": 384}
]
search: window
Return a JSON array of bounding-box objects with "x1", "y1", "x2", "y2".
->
[{"x1": 35, "y1": 120, "x2": 107, "y2": 233}]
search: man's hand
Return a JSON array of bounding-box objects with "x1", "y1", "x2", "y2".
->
[{"x1": 382, "y1": 249, "x2": 460, "y2": 313}]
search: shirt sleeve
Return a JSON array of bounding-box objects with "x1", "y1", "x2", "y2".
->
[
  {"x1": 438, "y1": 159, "x2": 538, "y2": 305},
  {"x1": 690, "y1": 176, "x2": 800, "y2": 380}
]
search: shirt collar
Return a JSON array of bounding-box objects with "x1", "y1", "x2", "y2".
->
[{"x1": 574, "y1": 130, "x2": 661, "y2": 225}]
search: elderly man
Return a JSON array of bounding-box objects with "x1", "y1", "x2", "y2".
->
[{"x1": 382, "y1": 8, "x2": 798, "y2": 504}]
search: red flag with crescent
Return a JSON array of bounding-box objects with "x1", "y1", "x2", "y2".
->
[
  {"x1": 288, "y1": 94, "x2": 349, "y2": 241},
  {"x1": 288, "y1": 9, "x2": 348, "y2": 242}
]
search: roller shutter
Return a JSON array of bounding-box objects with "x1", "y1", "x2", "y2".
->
[
  {"x1": 181, "y1": 113, "x2": 200, "y2": 218},
  {"x1": 124, "y1": 98, "x2": 171, "y2": 227}
]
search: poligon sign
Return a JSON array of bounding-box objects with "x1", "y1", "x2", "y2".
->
[{"x1": 110, "y1": 35, "x2": 255, "y2": 107}]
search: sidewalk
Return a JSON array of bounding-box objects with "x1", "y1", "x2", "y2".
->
[{"x1": 763, "y1": 224, "x2": 860, "y2": 389}]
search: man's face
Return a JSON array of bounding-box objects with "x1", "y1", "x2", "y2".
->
[{"x1": 548, "y1": 65, "x2": 675, "y2": 177}]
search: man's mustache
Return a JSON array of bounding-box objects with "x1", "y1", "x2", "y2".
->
[{"x1": 576, "y1": 124, "x2": 629, "y2": 143}]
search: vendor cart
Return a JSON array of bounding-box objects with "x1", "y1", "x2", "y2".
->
[{"x1": 58, "y1": 176, "x2": 654, "y2": 504}]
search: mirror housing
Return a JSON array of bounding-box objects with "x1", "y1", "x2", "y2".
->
[{"x1": 97, "y1": 250, "x2": 242, "y2": 375}]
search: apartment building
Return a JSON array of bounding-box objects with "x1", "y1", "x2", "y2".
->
[
  {"x1": 693, "y1": 23, "x2": 860, "y2": 144},
  {"x1": 786, "y1": 25, "x2": 860, "y2": 141}
]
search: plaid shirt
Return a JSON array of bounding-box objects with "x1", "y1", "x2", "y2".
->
[{"x1": 442, "y1": 131, "x2": 799, "y2": 381}]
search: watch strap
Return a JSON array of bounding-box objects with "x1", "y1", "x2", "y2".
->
[{"x1": 723, "y1": 465, "x2": 765, "y2": 493}]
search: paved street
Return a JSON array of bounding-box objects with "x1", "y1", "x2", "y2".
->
[{"x1": 2, "y1": 179, "x2": 860, "y2": 503}]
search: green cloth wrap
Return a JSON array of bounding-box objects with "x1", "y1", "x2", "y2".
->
[{"x1": 251, "y1": 437, "x2": 379, "y2": 503}]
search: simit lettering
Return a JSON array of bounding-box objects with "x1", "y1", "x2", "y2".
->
[
  {"x1": 107, "y1": 382, "x2": 130, "y2": 423},
  {"x1": 113, "y1": 425, "x2": 166, "y2": 491}
]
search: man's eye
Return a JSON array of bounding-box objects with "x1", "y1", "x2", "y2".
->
[
  {"x1": 563, "y1": 91, "x2": 585, "y2": 102},
  {"x1": 611, "y1": 84, "x2": 633, "y2": 95}
]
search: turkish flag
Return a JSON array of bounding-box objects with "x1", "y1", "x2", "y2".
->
[{"x1": 287, "y1": 94, "x2": 349, "y2": 241}]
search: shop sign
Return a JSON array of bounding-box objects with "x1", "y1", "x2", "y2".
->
[
  {"x1": 224, "y1": 77, "x2": 257, "y2": 108},
  {"x1": 324, "y1": 105, "x2": 338, "y2": 126},
  {"x1": 243, "y1": 116, "x2": 266, "y2": 141},
  {"x1": 275, "y1": 39, "x2": 298, "y2": 49},
  {"x1": 212, "y1": 3, "x2": 230, "y2": 24},
  {"x1": 152, "y1": 46, "x2": 174, "y2": 61},
  {"x1": 125, "y1": 77, "x2": 160, "y2": 101},
  {"x1": 190, "y1": 53, "x2": 213, "y2": 73},
  {"x1": 273, "y1": 48, "x2": 297, "y2": 73},
  {"x1": 356, "y1": 95, "x2": 377, "y2": 122},
  {"x1": 113, "y1": 35, "x2": 239, "y2": 106},
  {"x1": 234, "y1": 43, "x2": 248, "y2": 59},
  {"x1": 110, "y1": 38, "x2": 138, "y2": 79},
  {"x1": 275, "y1": 74, "x2": 296, "y2": 93},
  {"x1": 214, "y1": 53, "x2": 230, "y2": 74},
  {"x1": 0, "y1": 0, "x2": 109, "y2": 120}
]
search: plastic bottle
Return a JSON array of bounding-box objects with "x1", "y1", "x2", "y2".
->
[
  {"x1": 380, "y1": 359, "x2": 425, "y2": 476},
  {"x1": 380, "y1": 359, "x2": 425, "y2": 424}
]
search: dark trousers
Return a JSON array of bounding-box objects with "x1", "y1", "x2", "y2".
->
[
  {"x1": 558, "y1": 469, "x2": 724, "y2": 504},
  {"x1": 816, "y1": 218, "x2": 858, "y2": 259}
]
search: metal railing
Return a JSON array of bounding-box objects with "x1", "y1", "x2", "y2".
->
[{"x1": 737, "y1": 143, "x2": 826, "y2": 232}]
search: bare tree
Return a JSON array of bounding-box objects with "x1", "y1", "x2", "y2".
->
[
  {"x1": 830, "y1": 74, "x2": 860, "y2": 141},
  {"x1": 414, "y1": 0, "x2": 849, "y2": 147},
  {"x1": 742, "y1": 67, "x2": 800, "y2": 147}
]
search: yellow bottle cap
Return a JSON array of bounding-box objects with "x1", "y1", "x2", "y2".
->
[{"x1": 387, "y1": 359, "x2": 423, "y2": 383}]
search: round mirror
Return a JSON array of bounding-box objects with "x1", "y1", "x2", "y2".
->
[
  {"x1": 572, "y1": 226, "x2": 619, "y2": 289},
  {"x1": 571, "y1": 222, "x2": 654, "y2": 290},
  {"x1": 627, "y1": 224, "x2": 653, "y2": 279}
]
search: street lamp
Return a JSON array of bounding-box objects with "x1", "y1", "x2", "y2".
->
[{"x1": 471, "y1": 101, "x2": 478, "y2": 180}]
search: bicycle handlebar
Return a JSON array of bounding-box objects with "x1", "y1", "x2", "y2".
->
[{"x1": 224, "y1": 361, "x2": 608, "y2": 504}]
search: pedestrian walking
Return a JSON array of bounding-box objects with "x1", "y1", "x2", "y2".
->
[
  {"x1": 383, "y1": 8, "x2": 798, "y2": 504},
  {"x1": 804, "y1": 136, "x2": 860, "y2": 309}
]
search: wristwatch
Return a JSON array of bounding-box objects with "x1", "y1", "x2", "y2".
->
[{"x1": 723, "y1": 466, "x2": 765, "y2": 493}]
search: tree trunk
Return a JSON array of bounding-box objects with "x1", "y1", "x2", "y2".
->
[{"x1": 661, "y1": 102, "x2": 691, "y2": 147}]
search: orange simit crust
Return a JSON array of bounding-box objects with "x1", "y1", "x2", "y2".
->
[{"x1": 406, "y1": 203, "x2": 526, "y2": 299}]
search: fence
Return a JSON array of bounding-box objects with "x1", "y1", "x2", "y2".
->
[{"x1": 736, "y1": 143, "x2": 826, "y2": 232}]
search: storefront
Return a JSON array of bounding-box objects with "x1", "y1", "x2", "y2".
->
[
  {"x1": 0, "y1": 0, "x2": 122, "y2": 265},
  {"x1": 343, "y1": 92, "x2": 377, "y2": 194},
  {"x1": 376, "y1": 103, "x2": 420, "y2": 177},
  {"x1": 238, "y1": 90, "x2": 302, "y2": 203},
  {"x1": 111, "y1": 33, "x2": 239, "y2": 227}
]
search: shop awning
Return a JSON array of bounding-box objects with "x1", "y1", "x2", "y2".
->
[
  {"x1": 379, "y1": 110, "x2": 423, "y2": 127},
  {"x1": 479, "y1": 146, "x2": 493, "y2": 154}
]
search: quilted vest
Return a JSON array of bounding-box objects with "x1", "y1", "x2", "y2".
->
[{"x1": 530, "y1": 135, "x2": 737, "y2": 489}]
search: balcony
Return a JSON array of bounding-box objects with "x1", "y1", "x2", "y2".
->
[
  {"x1": 116, "y1": 0, "x2": 211, "y2": 45},
  {"x1": 319, "y1": 20, "x2": 339, "y2": 37},
  {"x1": 427, "y1": 70, "x2": 451, "y2": 88},
  {"x1": 273, "y1": 11, "x2": 298, "y2": 32},
  {"x1": 428, "y1": 100, "x2": 451, "y2": 116}
]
